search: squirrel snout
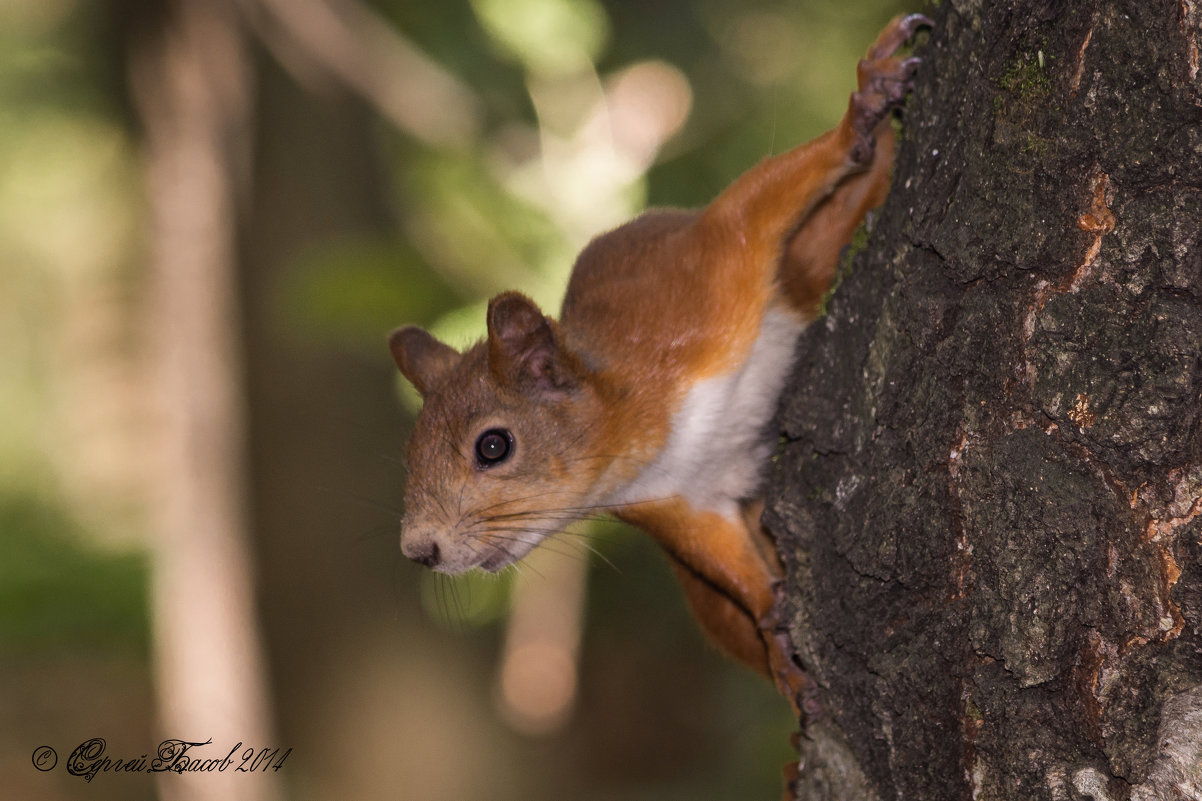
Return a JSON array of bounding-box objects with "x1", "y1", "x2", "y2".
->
[{"x1": 402, "y1": 537, "x2": 441, "y2": 569}]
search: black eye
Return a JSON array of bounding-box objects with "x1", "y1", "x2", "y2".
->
[{"x1": 475, "y1": 428, "x2": 513, "y2": 467}]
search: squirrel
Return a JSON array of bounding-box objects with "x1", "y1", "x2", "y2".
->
[{"x1": 389, "y1": 13, "x2": 928, "y2": 740}]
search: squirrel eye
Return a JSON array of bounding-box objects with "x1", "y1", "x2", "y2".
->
[{"x1": 475, "y1": 428, "x2": 513, "y2": 467}]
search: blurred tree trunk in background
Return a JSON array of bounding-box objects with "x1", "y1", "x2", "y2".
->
[
  {"x1": 126, "y1": 2, "x2": 280, "y2": 801},
  {"x1": 238, "y1": 38, "x2": 417, "y2": 798},
  {"x1": 766, "y1": 1, "x2": 1202, "y2": 799},
  {"x1": 121, "y1": 0, "x2": 505, "y2": 795}
]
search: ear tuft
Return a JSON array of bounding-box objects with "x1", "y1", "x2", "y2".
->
[
  {"x1": 486, "y1": 292, "x2": 574, "y2": 394},
  {"x1": 388, "y1": 326, "x2": 460, "y2": 397}
]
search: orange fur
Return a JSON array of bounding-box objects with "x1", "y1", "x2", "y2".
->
[
  {"x1": 782, "y1": 125, "x2": 895, "y2": 315},
  {"x1": 389, "y1": 17, "x2": 928, "y2": 741}
]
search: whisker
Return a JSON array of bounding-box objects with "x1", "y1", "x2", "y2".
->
[
  {"x1": 380, "y1": 452, "x2": 408, "y2": 471},
  {"x1": 468, "y1": 488, "x2": 578, "y2": 519},
  {"x1": 481, "y1": 527, "x2": 615, "y2": 570},
  {"x1": 455, "y1": 475, "x2": 469, "y2": 525},
  {"x1": 437, "y1": 411, "x2": 461, "y2": 458},
  {"x1": 502, "y1": 554, "x2": 544, "y2": 580},
  {"x1": 316, "y1": 485, "x2": 405, "y2": 521},
  {"x1": 482, "y1": 502, "x2": 626, "y2": 523},
  {"x1": 458, "y1": 570, "x2": 472, "y2": 623},
  {"x1": 432, "y1": 571, "x2": 449, "y2": 629},
  {"x1": 429, "y1": 480, "x2": 453, "y2": 522},
  {"x1": 483, "y1": 509, "x2": 612, "y2": 524},
  {"x1": 481, "y1": 525, "x2": 570, "y2": 539},
  {"x1": 351, "y1": 521, "x2": 400, "y2": 546}
]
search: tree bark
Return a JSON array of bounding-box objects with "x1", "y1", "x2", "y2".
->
[{"x1": 765, "y1": 2, "x2": 1202, "y2": 799}]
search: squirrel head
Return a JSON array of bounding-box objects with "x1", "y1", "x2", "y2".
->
[{"x1": 389, "y1": 292, "x2": 605, "y2": 573}]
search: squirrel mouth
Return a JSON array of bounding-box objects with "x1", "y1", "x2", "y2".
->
[
  {"x1": 478, "y1": 548, "x2": 515, "y2": 573},
  {"x1": 477, "y1": 529, "x2": 544, "y2": 573}
]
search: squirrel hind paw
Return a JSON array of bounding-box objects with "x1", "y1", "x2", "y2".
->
[
  {"x1": 866, "y1": 13, "x2": 934, "y2": 62},
  {"x1": 849, "y1": 15, "x2": 930, "y2": 164}
]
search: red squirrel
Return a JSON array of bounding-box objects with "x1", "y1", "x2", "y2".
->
[{"x1": 389, "y1": 15, "x2": 927, "y2": 723}]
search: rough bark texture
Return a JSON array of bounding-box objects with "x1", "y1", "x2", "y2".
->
[{"x1": 764, "y1": 2, "x2": 1202, "y2": 799}]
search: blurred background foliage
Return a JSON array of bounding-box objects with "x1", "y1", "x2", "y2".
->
[{"x1": 0, "y1": 0, "x2": 910, "y2": 799}]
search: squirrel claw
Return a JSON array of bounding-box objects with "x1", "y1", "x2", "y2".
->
[
  {"x1": 781, "y1": 759, "x2": 801, "y2": 801},
  {"x1": 848, "y1": 15, "x2": 930, "y2": 164},
  {"x1": 760, "y1": 604, "x2": 823, "y2": 726},
  {"x1": 866, "y1": 13, "x2": 934, "y2": 60}
]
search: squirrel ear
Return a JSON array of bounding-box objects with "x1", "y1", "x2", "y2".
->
[
  {"x1": 486, "y1": 292, "x2": 575, "y2": 394},
  {"x1": 388, "y1": 326, "x2": 460, "y2": 397}
]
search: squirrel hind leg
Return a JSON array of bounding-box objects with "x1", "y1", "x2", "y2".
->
[
  {"x1": 778, "y1": 124, "x2": 895, "y2": 318},
  {"x1": 864, "y1": 13, "x2": 933, "y2": 63},
  {"x1": 780, "y1": 11, "x2": 931, "y2": 315}
]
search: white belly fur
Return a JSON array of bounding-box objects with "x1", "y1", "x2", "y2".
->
[{"x1": 606, "y1": 309, "x2": 805, "y2": 517}]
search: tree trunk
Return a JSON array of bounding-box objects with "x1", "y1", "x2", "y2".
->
[
  {"x1": 765, "y1": 2, "x2": 1202, "y2": 799},
  {"x1": 129, "y1": 2, "x2": 279, "y2": 801}
]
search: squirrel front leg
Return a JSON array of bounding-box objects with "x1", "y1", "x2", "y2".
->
[{"x1": 666, "y1": 559, "x2": 774, "y2": 676}]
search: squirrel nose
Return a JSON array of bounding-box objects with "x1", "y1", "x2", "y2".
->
[{"x1": 405, "y1": 539, "x2": 440, "y2": 569}]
